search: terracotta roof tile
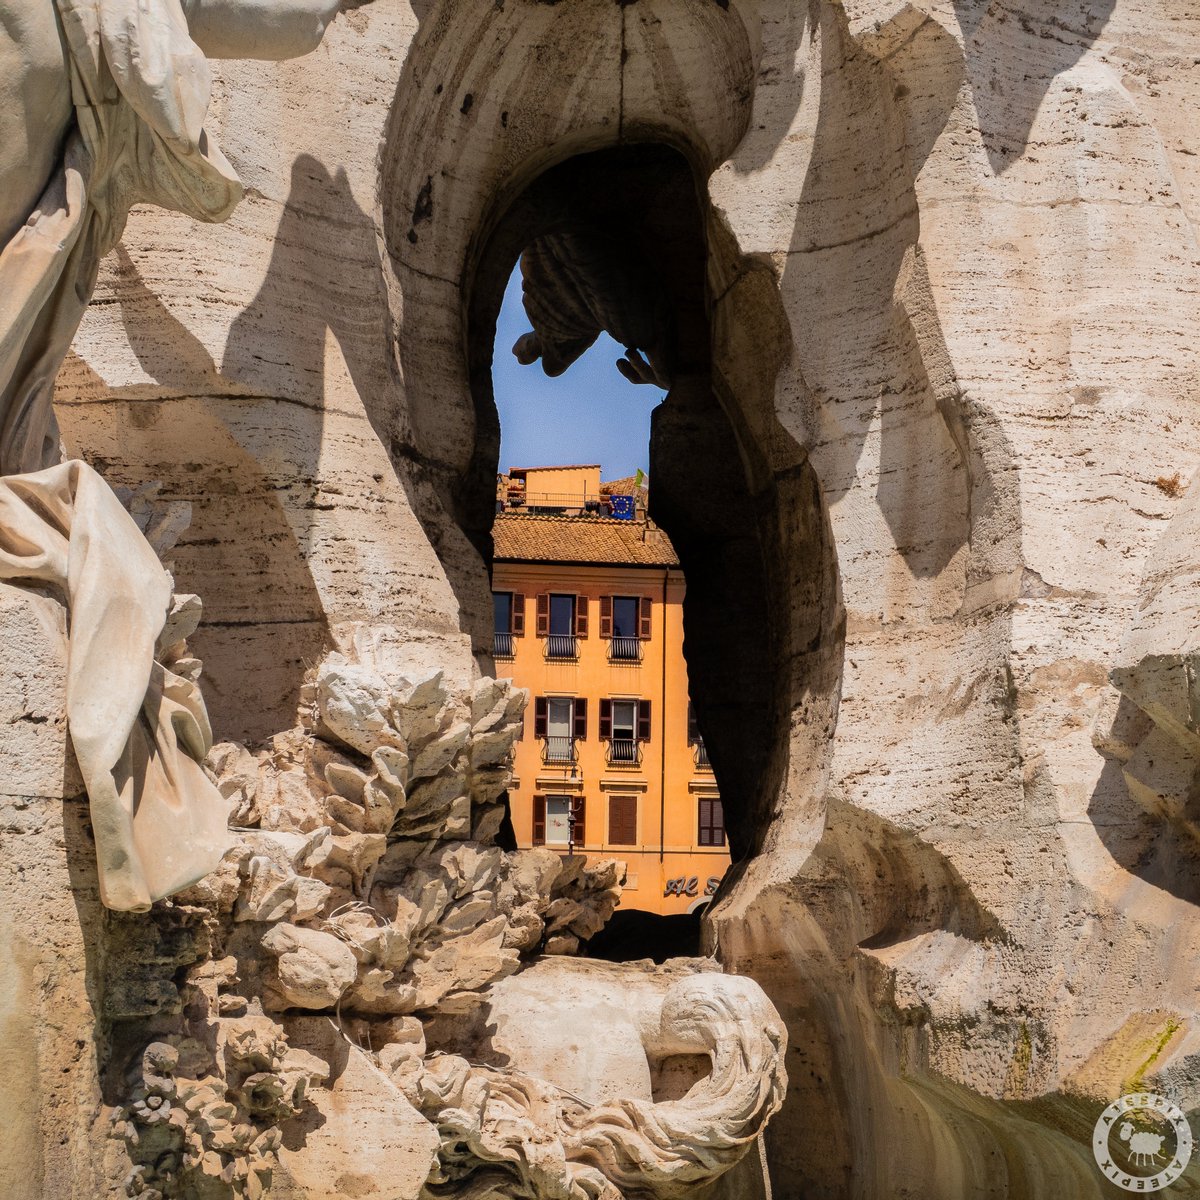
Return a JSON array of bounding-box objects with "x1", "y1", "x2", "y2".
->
[
  {"x1": 508, "y1": 463, "x2": 601, "y2": 474},
  {"x1": 493, "y1": 513, "x2": 678, "y2": 567},
  {"x1": 599, "y1": 475, "x2": 647, "y2": 496}
]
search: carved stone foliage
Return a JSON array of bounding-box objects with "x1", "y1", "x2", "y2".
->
[
  {"x1": 104, "y1": 627, "x2": 643, "y2": 1196},
  {"x1": 199, "y1": 627, "x2": 623, "y2": 1016},
  {"x1": 114, "y1": 1022, "x2": 325, "y2": 1200},
  {"x1": 98, "y1": 622, "x2": 787, "y2": 1200}
]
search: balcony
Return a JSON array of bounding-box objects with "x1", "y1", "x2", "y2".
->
[
  {"x1": 694, "y1": 740, "x2": 712, "y2": 770},
  {"x1": 606, "y1": 738, "x2": 643, "y2": 767},
  {"x1": 542, "y1": 736, "x2": 577, "y2": 764},
  {"x1": 608, "y1": 636, "x2": 642, "y2": 663},
  {"x1": 545, "y1": 634, "x2": 578, "y2": 661},
  {"x1": 493, "y1": 631, "x2": 515, "y2": 658}
]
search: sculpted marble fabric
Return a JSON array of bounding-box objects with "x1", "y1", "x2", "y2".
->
[
  {"x1": 0, "y1": 0, "x2": 339, "y2": 913},
  {"x1": 0, "y1": 460, "x2": 232, "y2": 910}
]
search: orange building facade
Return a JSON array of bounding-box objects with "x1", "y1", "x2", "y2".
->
[{"x1": 491, "y1": 467, "x2": 729, "y2": 916}]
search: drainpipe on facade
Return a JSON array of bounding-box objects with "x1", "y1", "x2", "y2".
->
[{"x1": 660, "y1": 567, "x2": 668, "y2": 865}]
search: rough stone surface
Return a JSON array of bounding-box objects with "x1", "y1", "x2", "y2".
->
[
  {"x1": 0, "y1": 597, "x2": 107, "y2": 1196},
  {"x1": 272, "y1": 1022, "x2": 438, "y2": 1200},
  {"x1": 0, "y1": 584, "x2": 81, "y2": 799}
]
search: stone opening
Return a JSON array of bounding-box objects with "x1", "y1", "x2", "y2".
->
[{"x1": 465, "y1": 144, "x2": 784, "y2": 882}]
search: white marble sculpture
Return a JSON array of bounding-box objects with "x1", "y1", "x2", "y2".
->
[
  {"x1": 0, "y1": 460, "x2": 232, "y2": 910},
  {"x1": 0, "y1": 0, "x2": 342, "y2": 473},
  {"x1": 0, "y1": 0, "x2": 340, "y2": 909},
  {"x1": 423, "y1": 970, "x2": 787, "y2": 1199},
  {"x1": 97, "y1": 628, "x2": 786, "y2": 1200}
]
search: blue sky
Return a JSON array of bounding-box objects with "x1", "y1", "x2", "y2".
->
[{"x1": 492, "y1": 265, "x2": 663, "y2": 480}]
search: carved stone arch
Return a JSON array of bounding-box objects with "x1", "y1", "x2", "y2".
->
[{"x1": 376, "y1": 0, "x2": 846, "y2": 876}]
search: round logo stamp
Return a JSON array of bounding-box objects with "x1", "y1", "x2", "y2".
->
[{"x1": 1092, "y1": 1092, "x2": 1192, "y2": 1192}]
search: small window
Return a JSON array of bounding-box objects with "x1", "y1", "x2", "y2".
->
[
  {"x1": 698, "y1": 798, "x2": 725, "y2": 847},
  {"x1": 612, "y1": 596, "x2": 640, "y2": 638},
  {"x1": 534, "y1": 794, "x2": 585, "y2": 847},
  {"x1": 547, "y1": 698, "x2": 573, "y2": 738},
  {"x1": 605, "y1": 595, "x2": 643, "y2": 660},
  {"x1": 493, "y1": 591, "x2": 515, "y2": 658},
  {"x1": 546, "y1": 697, "x2": 574, "y2": 761},
  {"x1": 536, "y1": 696, "x2": 585, "y2": 761},
  {"x1": 611, "y1": 700, "x2": 637, "y2": 740},
  {"x1": 549, "y1": 594, "x2": 575, "y2": 636},
  {"x1": 545, "y1": 796, "x2": 573, "y2": 845},
  {"x1": 608, "y1": 794, "x2": 638, "y2": 846},
  {"x1": 610, "y1": 699, "x2": 638, "y2": 762},
  {"x1": 493, "y1": 591, "x2": 513, "y2": 633},
  {"x1": 600, "y1": 698, "x2": 651, "y2": 750}
]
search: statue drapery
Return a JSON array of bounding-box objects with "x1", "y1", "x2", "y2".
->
[
  {"x1": 0, "y1": 0, "x2": 251, "y2": 908},
  {"x1": 0, "y1": 461, "x2": 232, "y2": 911}
]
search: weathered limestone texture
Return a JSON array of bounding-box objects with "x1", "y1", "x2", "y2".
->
[
  {"x1": 0, "y1": 585, "x2": 108, "y2": 1198},
  {"x1": 2, "y1": 0, "x2": 1199, "y2": 1197}
]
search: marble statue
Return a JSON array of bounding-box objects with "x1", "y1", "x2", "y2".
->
[
  {"x1": 512, "y1": 230, "x2": 672, "y2": 390},
  {"x1": 0, "y1": 0, "x2": 340, "y2": 910},
  {"x1": 105, "y1": 628, "x2": 786, "y2": 1198},
  {"x1": 0, "y1": 461, "x2": 232, "y2": 911},
  {"x1": 0, "y1": 0, "x2": 342, "y2": 475}
]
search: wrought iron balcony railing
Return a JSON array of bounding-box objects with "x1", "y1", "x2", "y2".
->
[
  {"x1": 493, "y1": 631, "x2": 515, "y2": 658},
  {"x1": 545, "y1": 634, "x2": 578, "y2": 661},
  {"x1": 608, "y1": 636, "x2": 642, "y2": 663},
  {"x1": 694, "y1": 740, "x2": 712, "y2": 770},
  {"x1": 606, "y1": 738, "x2": 642, "y2": 766},
  {"x1": 542, "y1": 736, "x2": 577, "y2": 764}
]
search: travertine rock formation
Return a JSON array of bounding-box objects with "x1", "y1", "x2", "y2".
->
[{"x1": 3, "y1": 0, "x2": 1200, "y2": 1197}]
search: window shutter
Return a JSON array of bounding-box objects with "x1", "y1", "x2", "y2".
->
[
  {"x1": 575, "y1": 595, "x2": 589, "y2": 638},
  {"x1": 533, "y1": 795, "x2": 546, "y2": 845},
  {"x1": 536, "y1": 593, "x2": 550, "y2": 637},
  {"x1": 534, "y1": 696, "x2": 548, "y2": 738},
  {"x1": 608, "y1": 794, "x2": 637, "y2": 846},
  {"x1": 639, "y1": 596, "x2": 653, "y2": 639},
  {"x1": 571, "y1": 794, "x2": 586, "y2": 844},
  {"x1": 599, "y1": 698, "x2": 612, "y2": 740},
  {"x1": 698, "y1": 798, "x2": 726, "y2": 847},
  {"x1": 573, "y1": 697, "x2": 588, "y2": 740},
  {"x1": 599, "y1": 595, "x2": 613, "y2": 638},
  {"x1": 512, "y1": 593, "x2": 525, "y2": 637},
  {"x1": 687, "y1": 700, "x2": 700, "y2": 744},
  {"x1": 637, "y1": 698, "x2": 652, "y2": 743}
]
